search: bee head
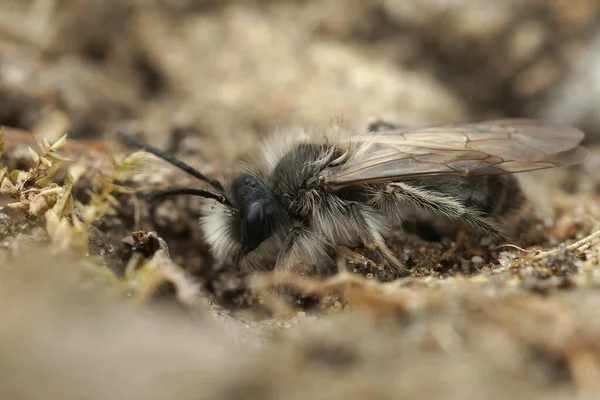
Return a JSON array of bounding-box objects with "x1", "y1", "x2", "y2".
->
[
  {"x1": 232, "y1": 173, "x2": 290, "y2": 254},
  {"x1": 116, "y1": 131, "x2": 292, "y2": 261}
]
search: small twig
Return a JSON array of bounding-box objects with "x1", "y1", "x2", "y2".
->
[
  {"x1": 496, "y1": 244, "x2": 532, "y2": 253},
  {"x1": 533, "y1": 228, "x2": 600, "y2": 261},
  {"x1": 566, "y1": 229, "x2": 600, "y2": 252}
]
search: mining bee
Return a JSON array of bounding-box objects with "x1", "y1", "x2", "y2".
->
[{"x1": 119, "y1": 119, "x2": 588, "y2": 278}]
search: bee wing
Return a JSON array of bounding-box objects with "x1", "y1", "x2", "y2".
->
[{"x1": 322, "y1": 119, "x2": 588, "y2": 189}]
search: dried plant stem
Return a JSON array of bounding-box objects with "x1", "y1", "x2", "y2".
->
[
  {"x1": 496, "y1": 244, "x2": 532, "y2": 253},
  {"x1": 565, "y1": 228, "x2": 600, "y2": 252},
  {"x1": 533, "y1": 228, "x2": 600, "y2": 260}
]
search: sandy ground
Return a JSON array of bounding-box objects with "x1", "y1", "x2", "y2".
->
[{"x1": 2, "y1": 1, "x2": 600, "y2": 399}]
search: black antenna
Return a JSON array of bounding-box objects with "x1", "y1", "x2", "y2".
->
[
  {"x1": 117, "y1": 131, "x2": 226, "y2": 193},
  {"x1": 146, "y1": 187, "x2": 231, "y2": 206}
]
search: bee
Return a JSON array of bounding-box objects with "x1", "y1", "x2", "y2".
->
[{"x1": 118, "y1": 119, "x2": 588, "y2": 278}]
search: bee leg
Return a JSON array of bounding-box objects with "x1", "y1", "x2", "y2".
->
[
  {"x1": 350, "y1": 204, "x2": 410, "y2": 277},
  {"x1": 274, "y1": 227, "x2": 333, "y2": 275},
  {"x1": 388, "y1": 182, "x2": 504, "y2": 238},
  {"x1": 338, "y1": 246, "x2": 364, "y2": 265},
  {"x1": 275, "y1": 227, "x2": 303, "y2": 270}
]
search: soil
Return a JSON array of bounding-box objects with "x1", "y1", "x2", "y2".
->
[{"x1": 1, "y1": 2, "x2": 600, "y2": 399}]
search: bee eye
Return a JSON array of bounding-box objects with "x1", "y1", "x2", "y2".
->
[
  {"x1": 241, "y1": 201, "x2": 267, "y2": 252},
  {"x1": 246, "y1": 201, "x2": 264, "y2": 226}
]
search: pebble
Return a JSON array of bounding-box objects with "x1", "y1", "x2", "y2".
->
[
  {"x1": 471, "y1": 256, "x2": 485, "y2": 264},
  {"x1": 479, "y1": 236, "x2": 493, "y2": 246}
]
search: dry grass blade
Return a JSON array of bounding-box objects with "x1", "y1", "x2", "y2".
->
[
  {"x1": 27, "y1": 146, "x2": 40, "y2": 163},
  {"x1": 51, "y1": 134, "x2": 68, "y2": 151}
]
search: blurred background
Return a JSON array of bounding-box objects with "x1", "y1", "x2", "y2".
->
[{"x1": 2, "y1": 0, "x2": 600, "y2": 162}]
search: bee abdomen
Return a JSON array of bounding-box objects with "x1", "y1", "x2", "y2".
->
[{"x1": 466, "y1": 175, "x2": 525, "y2": 219}]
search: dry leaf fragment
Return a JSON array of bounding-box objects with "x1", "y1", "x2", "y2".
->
[
  {"x1": 27, "y1": 146, "x2": 40, "y2": 163},
  {"x1": 51, "y1": 134, "x2": 68, "y2": 151},
  {"x1": 0, "y1": 177, "x2": 18, "y2": 197}
]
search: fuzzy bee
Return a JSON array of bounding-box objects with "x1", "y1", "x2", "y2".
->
[{"x1": 119, "y1": 119, "x2": 588, "y2": 278}]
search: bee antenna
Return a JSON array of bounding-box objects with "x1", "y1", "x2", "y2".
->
[
  {"x1": 145, "y1": 187, "x2": 233, "y2": 207},
  {"x1": 117, "y1": 131, "x2": 226, "y2": 193}
]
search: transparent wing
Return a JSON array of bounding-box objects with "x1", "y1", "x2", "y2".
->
[{"x1": 321, "y1": 119, "x2": 588, "y2": 190}]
